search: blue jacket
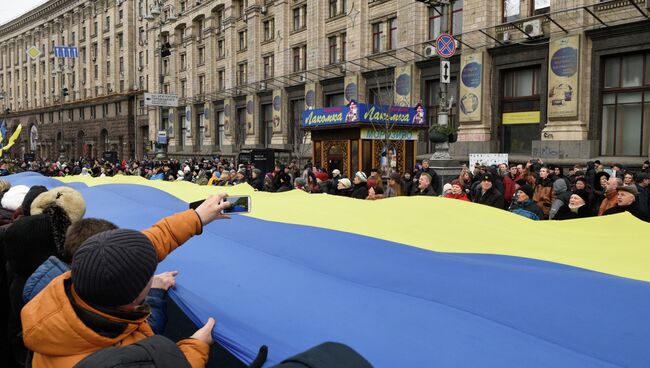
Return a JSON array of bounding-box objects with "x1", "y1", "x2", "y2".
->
[
  {"x1": 150, "y1": 173, "x2": 165, "y2": 181},
  {"x1": 23, "y1": 256, "x2": 169, "y2": 334}
]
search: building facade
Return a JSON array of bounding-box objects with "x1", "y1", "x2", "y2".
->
[{"x1": 0, "y1": 0, "x2": 648, "y2": 165}]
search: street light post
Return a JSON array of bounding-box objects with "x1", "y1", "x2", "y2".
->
[
  {"x1": 53, "y1": 61, "x2": 70, "y2": 163},
  {"x1": 145, "y1": 1, "x2": 176, "y2": 160}
]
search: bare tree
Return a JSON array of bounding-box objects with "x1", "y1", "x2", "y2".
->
[
  {"x1": 288, "y1": 109, "x2": 311, "y2": 167},
  {"x1": 233, "y1": 117, "x2": 247, "y2": 155},
  {"x1": 368, "y1": 68, "x2": 400, "y2": 178}
]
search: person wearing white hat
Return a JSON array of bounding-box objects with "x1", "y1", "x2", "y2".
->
[{"x1": 351, "y1": 172, "x2": 369, "y2": 199}]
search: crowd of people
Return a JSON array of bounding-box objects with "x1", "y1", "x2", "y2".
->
[
  {"x1": 1, "y1": 156, "x2": 649, "y2": 222},
  {"x1": 0, "y1": 155, "x2": 647, "y2": 367}
]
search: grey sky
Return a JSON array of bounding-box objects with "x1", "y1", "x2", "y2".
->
[{"x1": 0, "y1": 0, "x2": 48, "y2": 26}]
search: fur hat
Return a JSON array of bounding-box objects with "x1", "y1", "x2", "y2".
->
[
  {"x1": 21, "y1": 185, "x2": 48, "y2": 217},
  {"x1": 338, "y1": 178, "x2": 352, "y2": 189},
  {"x1": 331, "y1": 169, "x2": 341, "y2": 177},
  {"x1": 355, "y1": 171, "x2": 367, "y2": 183},
  {"x1": 616, "y1": 185, "x2": 638, "y2": 196},
  {"x1": 442, "y1": 183, "x2": 452, "y2": 193},
  {"x1": 31, "y1": 186, "x2": 86, "y2": 223},
  {"x1": 1, "y1": 185, "x2": 31, "y2": 211}
]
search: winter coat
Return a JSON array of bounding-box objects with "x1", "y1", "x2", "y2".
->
[
  {"x1": 21, "y1": 210, "x2": 210, "y2": 368},
  {"x1": 502, "y1": 174, "x2": 518, "y2": 205},
  {"x1": 22, "y1": 256, "x2": 169, "y2": 335},
  {"x1": 350, "y1": 183, "x2": 369, "y2": 199},
  {"x1": 473, "y1": 187, "x2": 505, "y2": 209},
  {"x1": 554, "y1": 204, "x2": 594, "y2": 220},
  {"x1": 635, "y1": 184, "x2": 649, "y2": 220},
  {"x1": 509, "y1": 200, "x2": 544, "y2": 221},
  {"x1": 532, "y1": 177, "x2": 554, "y2": 219},
  {"x1": 414, "y1": 168, "x2": 441, "y2": 195},
  {"x1": 250, "y1": 176, "x2": 265, "y2": 191},
  {"x1": 598, "y1": 189, "x2": 618, "y2": 216},
  {"x1": 413, "y1": 185, "x2": 436, "y2": 197},
  {"x1": 444, "y1": 192, "x2": 469, "y2": 201},
  {"x1": 603, "y1": 203, "x2": 647, "y2": 221},
  {"x1": 549, "y1": 191, "x2": 572, "y2": 220}
]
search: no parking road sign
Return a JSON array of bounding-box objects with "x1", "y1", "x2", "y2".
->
[{"x1": 436, "y1": 34, "x2": 456, "y2": 59}]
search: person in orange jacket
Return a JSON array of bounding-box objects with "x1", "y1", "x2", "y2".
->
[{"x1": 21, "y1": 193, "x2": 232, "y2": 368}]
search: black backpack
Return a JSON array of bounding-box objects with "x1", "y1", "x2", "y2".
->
[
  {"x1": 74, "y1": 335, "x2": 191, "y2": 368},
  {"x1": 271, "y1": 342, "x2": 373, "y2": 368}
]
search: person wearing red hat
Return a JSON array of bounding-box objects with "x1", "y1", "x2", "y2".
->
[{"x1": 444, "y1": 180, "x2": 469, "y2": 201}]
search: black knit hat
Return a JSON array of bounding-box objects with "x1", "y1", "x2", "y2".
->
[
  {"x1": 573, "y1": 189, "x2": 590, "y2": 205},
  {"x1": 21, "y1": 185, "x2": 48, "y2": 216},
  {"x1": 72, "y1": 229, "x2": 158, "y2": 307},
  {"x1": 518, "y1": 184, "x2": 534, "y2": 200}
]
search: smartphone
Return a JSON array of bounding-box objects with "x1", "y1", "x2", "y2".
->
[
  {"x1": 188, "y1": 196, "x2": 251, "y2": 214},
  {"x1": 222, "y1": 195, "x2": 251, "y2": 214}
]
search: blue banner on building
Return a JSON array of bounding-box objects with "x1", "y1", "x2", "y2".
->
[{"x1": 302, "y1": 101, "x2": 426, "y2": 128}]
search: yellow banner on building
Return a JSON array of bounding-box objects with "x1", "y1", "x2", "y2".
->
[
  {"x1": 502, "y1": 111, "x2": 540, "y2": 125},
  {"x1": 459, "y1": 52, "x2": 483, "y2": 122},
  {"x1": 272, "y1": 89, "x2": 283, "y2": 133},
  {"x1": 344, "y1": 74, "x2": 358, "y2": 106},
  {"x1": 394, "y1": 64, "x2": 412, "y2": 107},
  {"x1": 246, "y1": 95, "x2": 255, "y2": 135},
  {"x1": 548, "y1": 35, "x2": 580, "y2": 118}
]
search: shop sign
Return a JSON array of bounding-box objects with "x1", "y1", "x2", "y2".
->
[
  {"x1": 361, "y1": 129, "x2": 418, "y2": 141},
  {"x1": 302, "y1": 102, "x2": 426, "y2": 128}
]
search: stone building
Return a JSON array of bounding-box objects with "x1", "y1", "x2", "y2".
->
[{"x1": 0, "y1": 0, "x2": 649, "y2": 165}]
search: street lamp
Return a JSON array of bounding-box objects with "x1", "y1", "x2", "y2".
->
[
  {"x1": 53, "y1": 63, "x2": 71, "y2": 162},
  {"x1": 145, "y1": 1, "x2": 176, "y2": 160}
]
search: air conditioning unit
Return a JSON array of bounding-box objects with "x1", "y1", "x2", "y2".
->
[
  {"x1": 500, "y1": 31, "x2": 511, "y2": 44},
  {"x1": 423, "y1": 45, "x2": 437, "y2": 58},
  {"x1": 261, "y1": 6, "x2": 267, "y2": 14},
  {"x1": 522, "y1": 19, "x2": 543, "y2": 38}
]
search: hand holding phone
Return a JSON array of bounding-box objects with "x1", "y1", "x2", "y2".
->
[
  {"x1": 221, "y1": 196, "x2": 251, "y2": 214},
  {"x1": 191, "y1": 193, "x2": 233, "y2": 225}
]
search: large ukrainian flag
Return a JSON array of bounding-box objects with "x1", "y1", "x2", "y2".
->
[{"x1": 6, "y1": 172, "x2": 650, "y2": 367}]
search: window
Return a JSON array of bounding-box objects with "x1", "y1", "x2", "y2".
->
[
  {"x1": 217, "y1": 69, "x2": 225, "y2": 90},
  {"x1": 601, "y1": 53, "x2": 650, "y2": 156},
  {"x1": 263, "y1": 54, "x2": 274, "y2": 79},
  {"x1": 533, "y1": 0, "x2": 550, "y2": 15},
  {"x1": 372, "y1": 23, "x2": 383, "y2": 53},
  {"x1": 329, "y1": 36, "x2": 338, "y2": 65},
  {"x1": 503, "y1": 0, "x2": 520, "y2": 23},
  {"x1": 139, "y1": 51, "x2": 144, "y2": 67},
  {"x1": 163, "y1": 58, "x2": 169, "y2": 74},
  {"x1": 180, "y1": 53, "x2": 186, "y2": 71},
  {"x1": 293, "y1": 5, "x2": 306, "y2": 30},
  {"x1": 341, "y1": 32, "x2": 347, "y2": 62},
  {"x1": 104, "y1": 38, "x2": 111, "y2": 56},
  {"x1": 239, "y1": 30, "x2": 247, "y2": 51},
  {"x1": 119, "y1": 9, "x2": 124, "y2": 23},
  {"x1": 105, "y1": 16, "x2": 110, "y2": 32},
  {"x1": 236, "y1": 0, "x2": 245, "y2": 18},
  {"x1": 452, "y1": 0, "x2": 463, "y2": 36},
  {"x1": 501, "y1": 66, "x2": 542, "y2": 154},
  {"x1": 139, "y1": 27, "x2": 145, "y2": 43},
  {"x1": 180, "y1": 0, "x2": 186, "y2": 12},
  {"x1": 325, "y1": 93, "x2": 345, "y2": 107},
  {"x1": 198, "y1": 46, "x2": 205, "y2": 65},
  {"x1": 238, "y1": 62, "x2": 248, "y2": 85},
  {"x1": 217, "y1": 110, "x2": 225, "y2": 147},
  {"x1": 368, "y1": 86, "x2": 394, "y2": 105},
  {"x1": 293, "y1": 45, "x2": 306, "y2": 72},
  {"x1": 118, "y1": 33, "x2": 124, "y2": 49},
  {"x1": 198, "y1": 75, "x2": 205, "y2": 95},
  {"x1": 72, "y1": 32, "x2": 76, "y2": 45},
  {"x1": 106, "y1": 60, "x2": 111, "y2": 76},
  {"x1": 93, "y1": 21, "x2": 98, "y2": 36},
  {"x1": 262, "y1": 103, "x2": 273, "y2": 146},
  {"x1": 119, "y1": 57, "x2": 124, "y2": 74},
  {"x1": 329, "y1": 0, "x2": 345, "y2": 18},
  {"x1": 264, "y1": 19, "x2": 274, "y2": 41},
  {"x1": 180, "y1": 79, "x2": 187, "y2": 98},
  {"x1": 388, "y1": 18, "x2": 397, "y2": 50},
  {"x1": 217, "y1": 39, "x2": 225, "y2": 58}
]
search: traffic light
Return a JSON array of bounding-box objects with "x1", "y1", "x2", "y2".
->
[
  {"x1": 62, "y1": 87, "x2": 69, "y2": 97},
  {"x1": 161, "y1": 42, "x2": 171, "y2": 57}
]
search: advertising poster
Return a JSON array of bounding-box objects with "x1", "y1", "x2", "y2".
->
[
  {"x1": 203, "y1": 104, "x2": 210, "y2": 137},
  {"x1": 459, "y1": 52, "x2": 483, "y2": 122},
  {"x1": 394, "y1": 64, "x2": 412, "y2": 107},
  {"x1": 246, "y1": 95, "x2": 254, "y2": 135},
  {"x1": 185, "y1": 105, "x2": 192, "y2": 137},
  {"x1": 469, "y1": 153, "x2": 509, "y2": 169},
  {"x1": 305, "y1": 82, "x2": 317, "y2": 111},
  {"x1": 224, "y1": 101, "x2": 231, "y2": 136},
  {"x1": 548, "y1": 35, "x2": 579, "y2": 118},
  {"x1": 344, "y1": 74, "x2": 359, "y2": 106},
  {"x1": 302, "y1": 103, "x2": 425, "y2": 127},
  {"x1": 272, "y1": 90, "x2": 283, "y2": 133}
]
